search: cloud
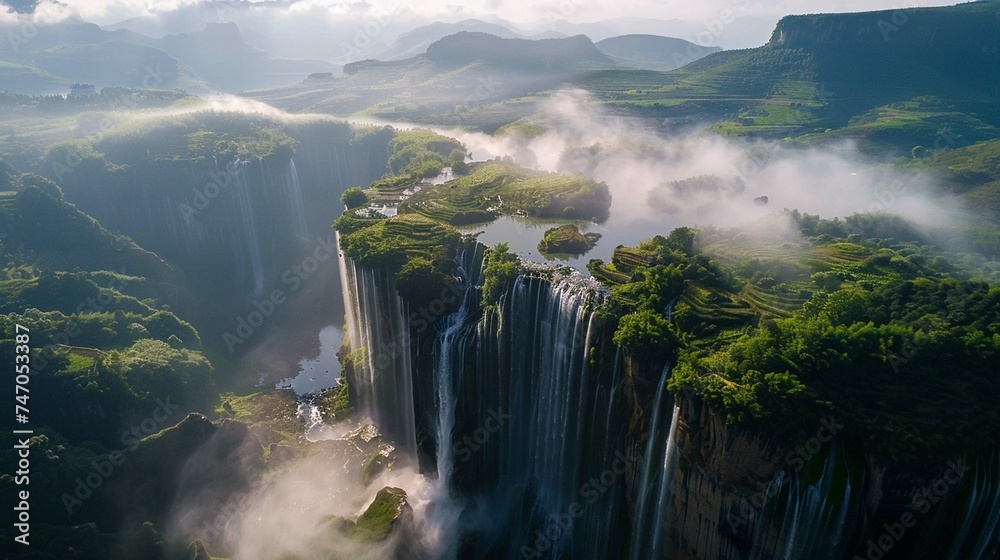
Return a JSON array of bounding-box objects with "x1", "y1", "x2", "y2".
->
[
  {"x1": 438, "y1": 89, "x2": 967, "y2": 236},
  {"x1": 3, "y1": 0, "x2": 962, "y2": 50}
]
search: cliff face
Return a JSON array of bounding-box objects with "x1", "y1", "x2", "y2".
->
[
  {"x1": 770, "y1": 5, "x2": 1000, "y2": 54},
  {"x1": 760, "y1": 3, "x2": 1000, "y2": 126},
  {"x1": 639, "y1": 394, "x2": 782, "y2": 560},
  {"x1": 656, "y1": 393, "x2": 1000, "y2": 560},
  {"x1": 341, "y1": 245, "x2": 1000, "y2": 559}
]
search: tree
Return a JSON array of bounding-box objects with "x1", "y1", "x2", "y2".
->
[
  {"x1": 341, "y1": 186, "x2": 368, "y2": 209},
  {"x1": 481, "y1": 243, "x2": 519, "y2": 307},
  {"x1": 666, "y1": 227, "x2": 697, "y2": 255},
  {"x1": 395, "y1": 257, "x2": 453, "y2": 305},
  {"x1": 613, "y1": 309, "x2": 679, "y2": 363}
]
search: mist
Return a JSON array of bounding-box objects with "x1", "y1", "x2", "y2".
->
[
  {"x1": 159, "y1": 417, "x2": 464, "y2": 560},
  {"x1": 444, "y1": 89, "x2": 967, "y2": 236}
]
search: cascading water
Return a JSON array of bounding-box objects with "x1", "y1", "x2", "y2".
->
[
  {"x1": 337, "y1": 234, "x2": 418, "y2": 458},
  {"x1": 944, "y1": 452, "x2": 1000, "y2": 560},
  {"x1": 420, "y1": 244, "x2": 484, "y2": 559},
  {"x1": 284, "y1": 158, "x2": 308, "y2": 237},
  {"x1": 747, "y1": 439, "x2": 856, "y2": 560},
  {"x1": 231, "y1": 159, "x2": 265, "y2": 295},
  {"x1": 630, "y1": 365, "x2": 680, "y2": 560},
  {"x1": 445, "y1": 265, "x2": 631, "y2": 560},
  {"x1": 337, "y1": 242, "x2": 1000, "y2": 560}
]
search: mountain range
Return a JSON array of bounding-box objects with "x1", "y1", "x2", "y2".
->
[{"x1": 0, "y1": 19, "x2": 335, "y2": 94}]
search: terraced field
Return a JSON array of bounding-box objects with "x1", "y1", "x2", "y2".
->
[
  {"x1": 395, "y1": 162, "x2": 610, "y2": 225},
  {"x1": 738, "y1": 283, "x2": 811, "y2": 317},
  {"x1": 337, "y1": 211, "x2": 463, "y2": 267},
  {"x1": 678, "y1": 283, "x2": 757, "y2": 327},
  {"x1": 698, "y1": 236, "x2": 938, "y2": 317},
  {"x1": 384, "y1": 214, "x2": 462, "y2": 259},
  {"x1": 398, "y1": 163, "x2": 523, "y2": 224}
]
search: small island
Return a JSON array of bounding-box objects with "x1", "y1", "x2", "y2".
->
[{"x1": 537, "y1": 224, "x2": 602, "y2": 257}]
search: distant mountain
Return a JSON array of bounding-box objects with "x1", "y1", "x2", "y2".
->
[
  {"x1": 753, "y1": 2, "x2": 1000, "y2": 124},
  {"x1": 251, "y1": 33, "x2": 614, "y2": 129},
  {"x1": 0, "y1": 19, "x2": 334, "y2": 94},
  {"x1": 104, "y1": 1, "x2": 417, "y2": 60},
  {"x1": 595, "y1": 34, "x2": 721, "y2": 71},
  {"x1": 425, "y1": 32, "x2": 610, "y2": 69},
  {"x1": 357, "y1": 20, "x2": 566, "y2": 62},
  {"x1": 552, "y1": 1, "x2": 1000, "y2": 147},
  {"x1": 533, "y1": 15, "x2": 779, "y2": 49},
  {"x1": 0, "y1": 60, "x2": 69, "y2": 95},
  {"x1": 0, "y1": 19, "x2": 206, "y2": 94},
  {"x1": 149, "y1": 22, "x2": 337, "y2": 91}
]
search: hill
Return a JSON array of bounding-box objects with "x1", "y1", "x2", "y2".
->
[
  {"x1": 0, "y1": 60, "x2": 69, "y2": 95},
  {"x1": 0, "y1": 20, "x2": 334, "y2": 94},
  {"x1": 424, "y1": 32, "x2": 611, "y2": 69},
  {"x1": 595, "y1": 34, "x2": 721, "y2": 71},
  {"x1": 249, "y1": 33, "x2": 615, "y2": 129},
  {"x1": 527, "y1": 2, "x2": 992, "y2": 149},
  {"x1": 144, "y1": 22, "x2": 337, "y2": 92},
  {"x1": 357, "y1": 20, "x2": 566, "y2": 62},
  {"x1": 0, "y1": 20, "x2": 205, "y2": 94}
]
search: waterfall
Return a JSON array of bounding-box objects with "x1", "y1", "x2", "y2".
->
[
  {"x1": 338, "y1": 236, "x2": 1000, "y2": 559},
  {"x1": 284, "y1": 158, "x2": 308, "y2": 237},
  {"x1": 748, "y1": 439, "x2": 855, "y2": 560},
  {"x1": 231, "y1": 160, "x2": 265, "y2": 295},
  {"x1": 446, "y1": 268, "x2": 628, "y2": 560},
  {"x1": 946, "y1": 452, "x2": 1000, "y2": 560},
  {"x1": 337, "y1": 240, "x2": 418, "y2": 458},
  {"x1": 630, "y1": 365, "x2": 679, "y2": 560},
  {"x1": 421, "y1": 244, "x2": 482, "y2": 560}
]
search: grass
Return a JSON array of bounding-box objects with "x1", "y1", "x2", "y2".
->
[
  {"x1": 341, "y1": 487, "x2": 408, "y2": 543},
  {"x1": 65, "y1": 351, "x2": 96, "y2": 373},
  {"x1": 215, "y1": 390, "x2": 303, "y2": 447},
  {"x1": 391, "y1": 161, "x2": 611, "y2": 225}
]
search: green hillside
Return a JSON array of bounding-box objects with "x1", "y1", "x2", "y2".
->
[
  {"x1": 247, "y1": 33, "x2": 616, "y2": 129},
  {"x1": 595, "y1": 34, "x2": 722, "y2": 72},
  {"x1": 588, "y1": 219, "x2": 1000, "y2": 462},
  {"x1": 574, "y1": 2, "x2": 1000, "y2": 144},
  {"x1": 425, "y1": 32, "x2": 611, "y2": 69}
]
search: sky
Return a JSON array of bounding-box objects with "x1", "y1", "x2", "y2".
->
[{"x1": 2, "y1": 0, "x2": 966, "y2": 50}]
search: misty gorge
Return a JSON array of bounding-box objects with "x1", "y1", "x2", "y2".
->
[{"x1": 2, "y1": 2, "x2": 1000, "y2": 560}]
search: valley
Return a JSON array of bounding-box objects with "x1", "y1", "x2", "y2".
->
[{"x1": 1, "y1": 1, "x2": 999, "y2": 559}]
